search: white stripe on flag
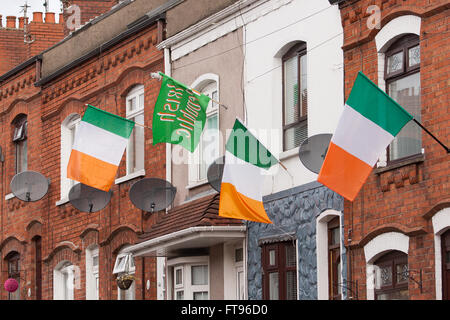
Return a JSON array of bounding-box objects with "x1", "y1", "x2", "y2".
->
[
  {"x1": 331, "y1": 104, "x2": 394, "y2": 166},
  {"x1": 222, "y1": 150, "x2": 264, "y2": 201},
  {"x1": 72, "y1": 121, "x2": 129, "y2": 165}
]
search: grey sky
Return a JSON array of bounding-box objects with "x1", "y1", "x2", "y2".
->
[{"x1": 1, "y1": 0, "x2": 61, "y2": 24}]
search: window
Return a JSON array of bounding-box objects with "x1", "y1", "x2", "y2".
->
[
  {"x1": 190, "y1": 80, "x2": 219, "y2": 184},
  {"x1": 168, "y1": 257, "x2": 209, "y2": 300},
  {"x1": 6, "y1": 252, "x2": 20, "y2": 300},
  {"x1": 86, "y1": 246, "x2": 99, "y2": 300},
  {"x1": 125, "y1": 85, "x2": 145, "y2": 175},
  {"x1": 235, "y1": 247, "x2": 245, "y2": 300},
  {"x1": 53, "y1": 261, "x2": 75, "y2": 300},
  {"x1": 442, "y1": 230, "x2": 450, "y2": 300},
  {"x1": 374, "y1": 251, "x2": 409, "y2": 300},
  {"x1": 12, "y1": 115, "x2": 27, "y2": 173},
  {"x1": 60, "y1": 114, "x2": 81, "y2": 201},
  {"x1": 328, "y1": 217, "x2": 341, "y2": 300},
  {"x1": 385, "y1": 34, "x2": 421, "y2": 162},
  {"x1": 262, "y1": 241, "x2": 297, "y2": 300},
  {"x1": 282, "y1": 43, "x2": 307, "y2": 151}
]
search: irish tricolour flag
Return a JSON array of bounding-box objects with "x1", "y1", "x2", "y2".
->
[
  {"x1": 219, "y1": 119, "x2": 278, "y2": 224},
  {"x1": 67, "y1": 105, "x2": 135, "y2": 191},
  {"x1": 318, "y1": 72, "x2": 413, "y2": 201}
]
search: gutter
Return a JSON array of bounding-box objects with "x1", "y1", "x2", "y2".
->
[
  {"x1": 123, "y1": 225, "x2": 247, "y2": 256},
  {"x1": 0, "y1": 55, "x2": 41, "y2": 84}
]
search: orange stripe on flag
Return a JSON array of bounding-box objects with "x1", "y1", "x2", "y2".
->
[
  {"x1": 219, "y1": 183, "x2": 272, "y2": 224},
  {"x1": 317, "y1": 142, "x2": 373, "y2": 201},
  {"x1": 67, "y1": 149, "x2": 118, "y2": 192}
]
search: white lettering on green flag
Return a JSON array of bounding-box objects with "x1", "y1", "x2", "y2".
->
[{"x1": 152, "y1": 72, "x2": 210, "y2": 152}]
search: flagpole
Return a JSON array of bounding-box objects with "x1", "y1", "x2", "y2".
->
[
  {"x1": 412, "y1": 118, "x2": 449, "y2": 153},
  {"x1": 150, "y1": 72, "x2": 228, "y2": 110}
]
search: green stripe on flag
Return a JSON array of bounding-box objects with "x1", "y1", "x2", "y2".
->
[
  {"x1": 226, "y1": 119, "x2": 278, "y2": 169},
  {"x1": 83, "y1": 104, "x2": 135, "y2": 139},
  {"x1": 346, "y1": 72, "x2": 413, "y2": 137}
]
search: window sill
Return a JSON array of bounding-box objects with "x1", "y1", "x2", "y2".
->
[
  {"x1": 115, "y1": 169, "x2": 146, "y2": 185},
  {"x1": 56, "y1": 197, "x2": 70, "y2": 206},
  {"x1": 5, "y1": 193, "x2": 15, "y2": 200},
  {"x1": 186, "y1": 180, "x2": 209, "y2": 190},
  {"x1": 373, "y1": 153, "x2": 425, "y2": 175},
  {"x1": 279, "y1": 147, "x2": 299, "y2": 161}
]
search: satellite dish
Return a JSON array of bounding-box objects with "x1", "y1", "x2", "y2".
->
[
  {"x1": 68, "y1": 183, "x2": 112, "y2": 213},
  {"x1": 298, "y1": 133, "x2": 332, "y2": 174},
  {"x1": 207, "y1": 156, "x2": 225, "y2": 192},
  {"x1": 10, "y1": 171, "x2": 49, "y2": 202},
  {"x1": 129, "y1": 178, "x2": 176, "y2": 213}
]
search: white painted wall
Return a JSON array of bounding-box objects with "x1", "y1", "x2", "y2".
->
[{"x1": 243, "y1": 0, "x2": 344, "y2": 194}]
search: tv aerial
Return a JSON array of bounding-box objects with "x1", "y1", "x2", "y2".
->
[
  {"x1": 129, "y1": 178, "x2": 176, "y2": 213},
  {"x1": 298, "y1": 133, "x2": 332, "y2": 174},
  {"x1": 68, "y1": 183, "x2": 112, "y2": 213},
  {"x1": 10, "y1": 171, "x2": 50, "y2": 202},
  {"x1": 207, "y1": 156, "x2": 225, "y2": 192}
]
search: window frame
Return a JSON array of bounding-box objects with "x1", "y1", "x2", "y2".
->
[
  {"x1": 189, "y1": 79, "x2": 220, "y2": 186},
  {"x1": 282, "y1": 42, "x2": 307, "y2": 151},
  {"x1": 7, "y1": 252, "x2": 21, "y2": 300},
  {"x1": 384, "y1": 34, "x2": 421, "y2": 164},
  {"x1": 125, "y1": 85, "x2": 145, "y2": 176},
  {"x1": 374, "y1": 251, "x2": 409, "y2": 300},
  {"x1": 60, "y1": 113, "x2": 81, "y2": 202},
  {"x1": 261, "y1": 241, "x2": 297, "y2": 300},
  {"x1": 327, "y1": 217, "x2": 341, "y2": 300},
  {"x1": 12, "y1": 115, "x2": 28, "y2": 174}
]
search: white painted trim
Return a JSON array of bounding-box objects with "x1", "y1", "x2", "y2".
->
[
  {"x1": 316, "y1": 209, "x2": 342, "y2": 300},
  {"x1": 5, "y1": 193, "x2": 15, "y2": 200},
  {"x1": 363, "y1": 232, "x2": 409, "y2": 300},
  {"x1": 279, "y1": 146, "x2": 299, "y2": 161},
  {"x1": 115, "y1": 169, "x2": 145, "y2": 185},
  {"x1": 432, "y1": 207, "x2": 450, "y2": 300},
  {"x1": 375, "y1": 15, "x2": 421, "y2": 53},
  {"x1": 55, "y1": 197, "x2": 70, "y2": 206}
]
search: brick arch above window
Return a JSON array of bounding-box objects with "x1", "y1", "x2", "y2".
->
[
  {"x1": 43, "y1": 241, "x2": 81, "y2": 266},
  {"x1": 0, "y1": 236, "x2": 26, "y2": 260}
]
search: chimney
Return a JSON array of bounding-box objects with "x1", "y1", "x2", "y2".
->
[
  {"x1": 18, "y1": 17, "x2": 29, "y2": 29},
  {"x1": 6, "y1": 16, "x2": 16, "y2": 29},
  {"x1": 45, "y1": 12, "x2": 55, "y2": 23},
  {"x1": 0, "y1": 15, "x2": 3, "y2": 28},
  {"x1": 59, "y1": 13, "x2": 64, "y2": 24},
  {"x1": 33, "y1": 12, "x2": 43, "y2": 23}
]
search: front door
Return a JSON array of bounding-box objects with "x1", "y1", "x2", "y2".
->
[{"x1": 442, "y1": 230, "x2": 450, "y2": 300}]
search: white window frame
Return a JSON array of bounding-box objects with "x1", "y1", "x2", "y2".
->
[
  {"x1": 432, "y1": 207, "x2": 450, "y2": 300},
  {"x1": 374, "y1": 15, "x2": 422, "y2": 167},
  {"x1": 188, "y1": 74, "x2": 220, "y2": 187},
  {"x1": 121, "y1": 85, "x2": 145, "y2": 180},
  {"x1": 58, "y1": 113, "x2": 81, "y2": 205},
  {"x1": 167, "y1": 256, "x2": 210, "y2": 300},
  {"x1": 316, "y1": 210, "x2": 343, "y2": 300},
  {"x1": 86, "y1": 246, "x2": 99, "y2": 300},
  {"x1": 53, "y1": 261, "x2": 75, "y2": 300}
]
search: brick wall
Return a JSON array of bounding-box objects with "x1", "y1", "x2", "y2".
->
[
  {"x1": 0, "y1": 19, "x2": 164, "y2": 300},
  {"x1": 0, "y1": 13, "x2": 65, "y2": 77},
  {"x1": 338, "y1": 0, "x2": 449, "y2": 300}
]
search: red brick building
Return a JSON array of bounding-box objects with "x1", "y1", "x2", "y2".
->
[
  {"x1": 0, "y1": 0, "x2": 169, "y2": 300},
  {"x1": 333, "y1": 0, "x2": 449, "y2": 300}
]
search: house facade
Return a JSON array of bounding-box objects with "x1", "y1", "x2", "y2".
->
[
  {"x1": 333, "y1": 0, "x2": 449, "y2": 300},
  {"x1": 0, "y1": 0, "x2": 172, "y2": 300}
]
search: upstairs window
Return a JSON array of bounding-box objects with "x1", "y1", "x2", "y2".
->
[
  {"x1": 125, "y1": 85, "x2": 145, "y2": 175},
  {"x1": 385, "y1": 34, "x2": 421, "y2": 162},
  {"x1": 12, "y1": 115, "x2": 27, "y2": 174},
  {"x1": 282, "y1": 43, "x2": 307, "y2": 151},
  {"x1": 60, "y1": 114, "x2": 81, "y2": 200}
]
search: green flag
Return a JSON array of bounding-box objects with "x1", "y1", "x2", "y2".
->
[{"x1": 152, "y1": 72, "x2": 210, "y2": 152}]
